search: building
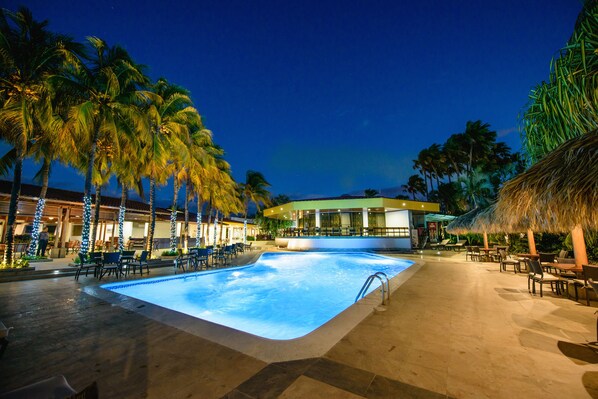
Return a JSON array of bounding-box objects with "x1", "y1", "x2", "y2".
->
[
  {"x1": 0, "y1": 181, "x2": 257, "y2": 255},
  {"x1": 263, "y1": 195, "x2": 441, "y2": 250}
]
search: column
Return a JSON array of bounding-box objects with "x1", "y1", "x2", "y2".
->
[{"x1": 362, "y1": 208, "x2": 368, "y2": 235}]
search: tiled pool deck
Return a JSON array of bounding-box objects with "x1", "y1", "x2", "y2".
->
[{"x1": 1, "y1": 250, "x2": 598, "y2": 398}]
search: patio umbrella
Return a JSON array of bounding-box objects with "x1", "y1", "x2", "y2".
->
[
  {"x1": 495, "y1": 132, "x2": 598, "y2": 267},
  {"x1": 474, "y1": 203, "x2": 538, "y2": 255},
  {"x1": 446, "y1": 207, "x2": 491, "y2": 248}
]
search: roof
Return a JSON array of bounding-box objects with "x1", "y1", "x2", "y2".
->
[{"x1": 263, "y1": 196, "x2": 440, "y2": 219}]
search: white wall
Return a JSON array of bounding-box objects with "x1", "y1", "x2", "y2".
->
[{"x1": 385, "y1": 210, "x2": 410, "y2": 228}]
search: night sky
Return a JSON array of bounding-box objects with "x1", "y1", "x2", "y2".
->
[{"x1": 2, "y1": 0, "x2": 584, "y2": 207}]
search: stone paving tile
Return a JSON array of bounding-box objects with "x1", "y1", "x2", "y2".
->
[
  {"x1": 278, "y1": 376, "x2": 364, "y2": 399},
  {"x1": 303, "y1": 358, "x2": 375, "y2": 397}
]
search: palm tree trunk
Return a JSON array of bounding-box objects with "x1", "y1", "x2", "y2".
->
[
  {"x1": 27, "y1": 157, "x2": 51, "y2": 256},
  {"x1": 170, "y1": 176, "x2": 179, "y2": 251},
  {"x1": 213, "y1": 210, "x2": 219, "y2": 247},
  {"x1": 206, "y1": 202, "x2": 213, "y2": 246},
  {"x1": 196, "y1": 199, "x2": 203, "y2": 247},
  {"x1": 91, "y1": 184, "x2": 102, "y2": 252},
  {"x1": 118, "y1": 185, "x2": 127, "y2": 252},
  {"x1": 81, "y1": 128, "x2": 99, "y2": 255},
  {"x1": 184, "y1": 179, "x2": 189, "y2": 250},
  {"x1": 146, "y1": 178, "x2": 156, "y2": 257},
  {"x1": 5, "y1": 156, "x2": 23, "y2": 265}
]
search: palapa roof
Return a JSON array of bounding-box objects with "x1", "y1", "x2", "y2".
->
[
  {"x1": 495, "y1": 131, "x2": 598, "y2": 233},
  {"x1": 446, "y1": 207, "x2": 486, "y2": 235}
]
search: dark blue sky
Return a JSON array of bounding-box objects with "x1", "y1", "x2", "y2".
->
[{"x1": 3, "y1": 0, "x2": 583, "y2": 206}]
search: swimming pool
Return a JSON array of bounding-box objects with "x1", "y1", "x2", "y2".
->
[{"x1": 101, "y1": 252, "x2": 413, "y2": 340}]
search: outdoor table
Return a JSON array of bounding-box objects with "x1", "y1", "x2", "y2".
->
[
  {"x1": 479, "y1": 248, "x2": 495, "y2": 262},
  {"x1": 551, "y1": 262, "x2": 582, "y2": 276},
  {"x1": 517, "y1": 253, "x2": 540, "y2": 260}
]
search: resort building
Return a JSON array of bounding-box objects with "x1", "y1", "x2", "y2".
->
[
  {"x1": 263, "y1": 195, "x2": 441, "y2": 250},
  {"x1": 0, "y1": 181, "x2": 257, "y2": 256}
]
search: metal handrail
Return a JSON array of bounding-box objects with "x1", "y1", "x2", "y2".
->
[{"x1": 355, "y1": 272, "x2": 390, "y2": 305}]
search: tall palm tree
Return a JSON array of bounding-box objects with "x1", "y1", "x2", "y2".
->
[
  {"x1": 54, "y1": 37, "x2": 148, "y2": 255},
  {"x1": 0, "y1": 7, "x2": 79, "y2": 264},
  {"x1": 140, "y1": 78, "x2": 198, "y2": 255},
  {"x1": 240, "y1": 170, "x2": 271, "y2": 244},
  {"x1": 402, "y1": 174, "x2": 426, "y2": 200}
]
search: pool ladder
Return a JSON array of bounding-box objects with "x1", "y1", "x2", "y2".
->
[{"x1": 355, "y1": 272, "x2": 390, "y2": 305}]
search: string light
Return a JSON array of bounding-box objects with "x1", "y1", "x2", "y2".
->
[
  {"x1": 197, "y1": 211, "x2": 202, "y2": 246},
  {"x1": 213, "y1": 214, "x2": 218, "y2": 246},
  {"x1": 80, "y1": 195, "x2": 92, "y2": 255},
  {"x1": 27, "y1": 198, "x2": 46, "y2": 256},
  {"x1": 118, "y1": 205, "x2": 126, "y2": 252},
  {"x1": 170, "y1": 209, "x2": 177, "y2": 251},
  {"x1": 243, "y1": 219, "x2": 247, "y2": 245}
]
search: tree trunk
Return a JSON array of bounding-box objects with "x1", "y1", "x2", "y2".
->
[
  {"x1": 27, "y1": 157, "x2": 51, "y2": 256},
  {"x1": 81, "y1": 128, "x2": 99, "y2": 255},
  {"x1": 91, "y1": 184, "x2": 102, "y2": 252},
  {"x1": 146, "y1": 178, "x2": 156, "y2": 257},
  {"x1": 170, "y1": 176, "x2": 179, "y2": 251},
  {"x1": 196, "y1": 199, "x2": 203, "y2": 247},
  {"x1": 118, "y1": 185, "x2": 127, "y2": 252},
  {"x1": 5, "y1": 156, "x2": 23, "y2": 265},
  {"x1": 206, "y1": 202, "x2": 213, "y2": 246},
  {"x1": 184, "y1": 179, "x2": 189, "y2": 250}
]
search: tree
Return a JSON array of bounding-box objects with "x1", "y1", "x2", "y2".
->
[
  {"x1": 0, "y1": 7, "x2": 79, "y2": 264},
  {"x1": 364, "y1": 188, "x2": 378, "y2": 197},
  {"x1": 521, "y1": 1, "x2": 598, "y2": 162},
  {"x1": 401, "y1": 174, "x2": 426, "y2": 200},
  {"x1": 240, "y1": 170, "x2": 271, "y2": 244},
  {"x1": 54, "y1": 37, "x2": 148, "y2": 255},
  {"x1": 255, "y1": 194, "x2": 293, "y2": 238}
]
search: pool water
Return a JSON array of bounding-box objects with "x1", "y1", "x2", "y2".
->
[{"x1": 101, "y1": 252, "x2": 413, "y2": 340}]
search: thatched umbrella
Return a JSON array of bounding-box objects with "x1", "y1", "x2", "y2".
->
[
  {"x1": 474, "y1": 203, "x2": 538, "y2": 255},
  {"x1": 496, "y1": 132, "x2": 598, "y2": 267},
  {"x1": 446, "y1": 207, "x2": 490, "y2": 248}
]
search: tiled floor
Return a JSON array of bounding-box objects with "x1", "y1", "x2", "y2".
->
[{"x1": 1, "y1": 251, "x2": 598, "y2": 398}]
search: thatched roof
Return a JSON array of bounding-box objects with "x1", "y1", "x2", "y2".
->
[
  {"x1": 474, "y1": 203, "x2": 531, "y2": 234},
  {"x1": 496, "y1": 131, "x2": 598, "y2": 233},
  {"x1": 446, "y1": 207, "x2": 486, "y2": 235}
]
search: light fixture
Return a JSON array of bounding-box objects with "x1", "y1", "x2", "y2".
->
[
  {"x1": 421, "y1": 205, "x2": 424, "y2": 208},
  {"x1": 402, "y1": 203, "x2": 406, "y2": 206}
]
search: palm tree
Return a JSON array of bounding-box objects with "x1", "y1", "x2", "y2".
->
[
  {"x1": 0, "y1": 7, "x2": 79, "y2": 264},
  {"x1": 364, "y1": 188, "x2": 378, "y2": 197},
  {"x1": 55, "y1": 37, "x2": 148, "y2": 255},
  {"x1": 459, "y1": 168, "x2": 493, "y2": 209},
  {"x1": 240, "y1": 170, "x2": 271, "y2": 244},
  {"x1": 140, "y1": 78, "x2": 198, "y2": 255},
  {"x1": 402, "y1": 174, "x2": 426, "y2": 200}
]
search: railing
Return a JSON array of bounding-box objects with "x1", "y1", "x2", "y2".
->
[
  {"x1": 279, "y1": 226, "x2": 410, "y2": 238},
  {"x1": 355, "y1": 272, "x2": 390, "y2": 305}
]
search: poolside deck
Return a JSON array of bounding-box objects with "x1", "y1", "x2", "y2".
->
[{"x1": 1, "y1": 250, "x2": 597, "y2": 398}]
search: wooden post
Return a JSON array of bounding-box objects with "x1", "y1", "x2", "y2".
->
[
  {"x1": 527, "y1": 229, "x2": 537, "y2": 255},
  {"x1": 483, "y1": 231, "x2": 489, "y2": 250},
  {"x1": 571, "y1": 224, "x2": 588, "y2": 268}
]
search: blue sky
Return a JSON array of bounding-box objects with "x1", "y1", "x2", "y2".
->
[{"x1": 3, "y1": 0, "x2": 584, "y2": 207}]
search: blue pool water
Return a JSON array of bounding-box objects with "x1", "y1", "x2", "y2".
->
[{"x1": 101, "y1": 252, "x2": 413, "y2": 340}]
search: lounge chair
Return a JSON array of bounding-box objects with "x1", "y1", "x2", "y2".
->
[
  {"x1": 446, "y1": 239, "x2": 467, "y2": 251},
  {"x1": 0, "y1": 375, "x2": 97, "y2": 399},
  {"x1": 430, "y1": 239, "x2": 450, "y2": 250}
]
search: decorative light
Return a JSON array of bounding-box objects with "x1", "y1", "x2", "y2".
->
[
  {"x1": 80, "y1": 195, "x2": 92, "y2": 255},
  {"x1": 402, "y1": 203, "x2": 406, "y2": 206},
  {"x1": 243, "y1": 218, "x2": 247, "y2": 245},
  {"x1": 197, "y1": 211, "x2": 202, "y2": 245},
  {"x1": 170, "y1": 209, "x2": 177, "y2": 251},
  {"x1": 118, "y1": 205, "x2": 126, "y2": 252},
  {"x1": 214, "y1": 214, "x2": 219, "y2": 246},
  {"x1": 27, "y1": 198, "x2": 46, "y2": 256}
]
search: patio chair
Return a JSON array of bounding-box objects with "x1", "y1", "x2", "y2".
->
[
  {"x1": 571, "y1": 265, "x2": 598, "y2": 306},
  {"x1": 99, "y1": 252, "x2": 121, "y2": 280},
  {"x1": 131, "y1": 250, "x2": 150, "y2": 275},
  {"x1": 174, "y1": 254, "x2": 192, "y2": 273},
  {"x1": 119, "y1": 250, "x2": 136, "y2": 276},
  {"x1": 528, "y1": 259, "x2": 563, "y2": 297},
  {"x1": 539, "y1": 252, "x2": 557, "y2": 273},
  {"x1": 499, "y1": 249, "x2": 520, "y2": 273},
  {"x1": 244, "y1": 242, "x2": 253, "y2": 251},
  {"x1": 75, "y1": 253, "x2": 101, "y2": 281},
  {"x1": 430, "y1": 239, "x2": 450, "y2": 251}
]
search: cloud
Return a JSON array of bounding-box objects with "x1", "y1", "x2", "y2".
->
[{"x1": 497, "y1": 127, "x2": 517, "y2": 137}]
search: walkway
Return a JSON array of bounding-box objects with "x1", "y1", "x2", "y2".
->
[{"x1": 1, "y1": 251, "x2": 597, "y2": 398}]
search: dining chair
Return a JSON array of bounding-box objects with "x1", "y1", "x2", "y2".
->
[
  {"x1": 528, "y1": 259, "x2": 562, "y2": 297},
  {"x1": 499, "y1": 249, "x2": 520, "y2": 273},
  {"x1": 99, "y1": 252, "x2": 122, "y2": 280}
]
